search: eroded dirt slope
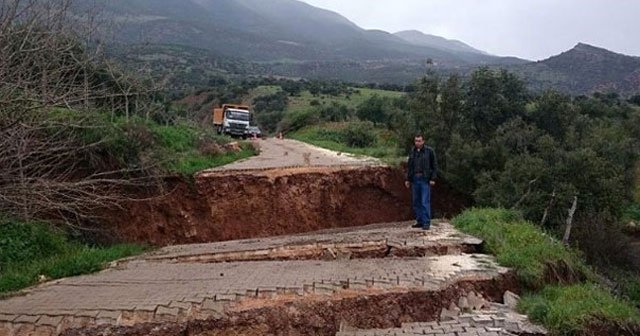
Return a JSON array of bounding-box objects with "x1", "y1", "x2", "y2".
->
[
  {"x1": 106, "y1": 139, "x2": 468, "y2": 246},
  {"x1": 112, "y1": 167, "x2": 418, "y2": 245}
]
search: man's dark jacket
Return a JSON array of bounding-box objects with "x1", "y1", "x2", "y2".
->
[{"x1": 406, "y1": 146, "x2": 438, "y2": 182}]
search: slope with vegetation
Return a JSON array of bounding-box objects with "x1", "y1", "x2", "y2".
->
[
  {"x1": 453, "y1": 208, "x2": 640, "y2": 335},
  {"x1": 0, "y1": 0, "x2": 255, "y2": 294},
  {"x1": 512, "y1": 43, "x2": 640, "y2": 96},
  {"x1": 240, "y1": 68, "x2": 640, "y2": 329},
  {"x1": 87, "y1": 0, "x2": 519, "y2": 65}
]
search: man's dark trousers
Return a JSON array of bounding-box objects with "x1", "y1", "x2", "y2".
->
[{"x1": 412, "y1": 175, "x2": 431, "y2": 228}]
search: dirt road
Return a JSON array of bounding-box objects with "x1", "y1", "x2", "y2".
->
[{"x1": 207, "y1": 138, "x2": 382, "y2": 171}]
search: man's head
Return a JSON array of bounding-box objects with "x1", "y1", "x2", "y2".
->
[{"x1": 414, "y1": 133, "x2": 425, "y2": 149}]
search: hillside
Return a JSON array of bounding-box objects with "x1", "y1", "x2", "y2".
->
[
  {"x1": 91, "y1": 2, "x2": 640, "y2": 95},
  {"x1": 512, "y1": 43, "x2": 640, "y2": 95},
  {"x1": 394, "y1": 30, "x2": 488, "y2": 56},
  {"x1": 88, "y1": 0, "x2": 521, "y2": 66}
]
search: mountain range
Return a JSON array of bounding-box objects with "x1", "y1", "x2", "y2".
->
[
  {"x1": 89, "y1": 0, "x2": 640, "y2": 95},
  {"x1": 513, "y1": 43, "x2": 640, "y2": 95},
  {"x1": 92, "y1": 0, "x2": 524, "y2": 66}
]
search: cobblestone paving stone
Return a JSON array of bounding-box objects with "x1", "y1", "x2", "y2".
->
[
  {"x1": 336, "y1": 303, "x2": 547, "y2": 336},
  {"x1": 0, "y1": 224, "x2": 505, "y2": 336},
  {"x1": 204, "y1": 138, "x2": 381, "y2": 171},
  {"x1": 143, "y1": 221, "x2": 482, "y2": 262},
  {"x1": 0, "y1": 141, "x2": 550, "y2": 336}
]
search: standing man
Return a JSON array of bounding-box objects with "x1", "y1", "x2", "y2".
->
[{"x1": 404, "y1": 134, "x2": 437, "y2": 230}]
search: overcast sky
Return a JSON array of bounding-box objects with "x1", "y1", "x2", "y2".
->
[{"x1": 300, "y1": 0, "x2": 639, "y2": 60}]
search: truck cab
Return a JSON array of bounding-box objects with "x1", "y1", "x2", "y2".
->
[{"x1": 213, "y1": 104, "x2": 251, "y2": 137}]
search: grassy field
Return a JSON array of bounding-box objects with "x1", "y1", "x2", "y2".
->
[
  {"x1": 287, "y1": 87, "x2": 404, "y2": 111},
  {"x1": 290, "y1": 123, "x2": 403, "y2": 165},
  {"x1": 246, "y1": 85, "x2": 406, "y2": 163},
  {"x1": 247, "y1": 85, "x2": 405, "y2": 112},
  {"x1": 0, "y1": 217, "x2": 147, "y2": 295},
  {"x1": 243, "y1": 85, "x2": 282, "y2": 104},
  {"x1": 452, "y1": 208, "x2": 640, "y2": 334}
]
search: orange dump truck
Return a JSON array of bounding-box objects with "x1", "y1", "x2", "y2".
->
[{"x1": 212, "y1": 104, "x2": 251, "y2": 137}]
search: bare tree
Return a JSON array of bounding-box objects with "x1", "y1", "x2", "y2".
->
[
  {"x1": 540, "y1": 189, "x2": 556, "y2": 226},
  {"x1": 562, "y1": 196, "x2": 578, "y2": 246},
  {"x1": 0, "y1": 0, "x2": 166, "y2": 226}
]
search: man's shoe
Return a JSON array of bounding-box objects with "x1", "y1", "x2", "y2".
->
[
  {"x1": 411, "y1": 223, "x2": 423, "y2": 228},
  {"x1": 422, "y1": 226, "x2": 431, "y2": 230}
]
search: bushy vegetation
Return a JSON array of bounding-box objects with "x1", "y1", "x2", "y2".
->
[
  {"x1": 0, "y1": 217, "x2": 146, "y2": 294},
  {"x1": 0, "y1": 1, "x2": 258, "y2": 294},
  {"x1": 343, "y1": 121, "x2": 377, "y2": 148},
  {"x1": 290, "y1": 123, "x2": 400, "y2": 163},
  {"x1": 398, "y1": 70, "x2": 640, "y2": 272}
]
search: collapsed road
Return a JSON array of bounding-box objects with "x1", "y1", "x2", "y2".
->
[{"x1": 0, "y1": 139, "x2": 542, "y2": 336}]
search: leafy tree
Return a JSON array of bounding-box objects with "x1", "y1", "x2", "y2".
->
[
  {"x1": 281, "y1": 81, "x2": 303, "y2": 96},
  {"x1": 253, "y1": 92, "x2": 288, "y2": 113},
  {"x1": 466, "y1": 68, "x2": 527, "y2": 141},
  {"x1": 343, "y1": 121, "x2": 376, "y2": 148},
  {"x1": 356, "y1": 94, "x2": 388, "y2": 125},
  {"x1": 528, "y1": 91, "x2": 578, "y2": 141},
  {"x1": 629, "y1": 94, "x2": 640, "y2": 106},
  {"x1": 256, "y1": 111, "x2": 284, "y2": 133},
  {"x1": 318, "y1": 102, "x2": 352, "y2": 122}
]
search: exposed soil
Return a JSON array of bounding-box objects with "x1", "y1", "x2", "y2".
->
[
  {"x1": 148, "y1": 240, "x2": 480, "y2": 264},
  {"x1": 106, "y1": 166, "x2": 469, "y2": 246},
  {"x1": 62, "y1": 273, "x2": 519, "y2": 336}
]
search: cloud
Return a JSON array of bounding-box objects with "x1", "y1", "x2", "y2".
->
[{"x1": 301, "y1": 0, "x2": 640, "y2": 60}]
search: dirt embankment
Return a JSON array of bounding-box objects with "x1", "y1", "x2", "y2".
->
[{"x1": 107, "y1": 166, "x2": 468, "y2": 246}]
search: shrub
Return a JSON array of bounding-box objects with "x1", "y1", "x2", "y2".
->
[
  {"x1": 315, "y1": 128, "x2": 345, "y2": 143},
  {"x1": 343, "y1": 121, "x2": 377, "y2": 148},
  {"x1": 279, "y1": 109, "x2": 320, "y2": 132},
  {"x1": 318, "y1": 102, "x2": 352, "y2": 122},
  {"x1": 256, "y1": 110, "x2": 284, "y2": 133}
]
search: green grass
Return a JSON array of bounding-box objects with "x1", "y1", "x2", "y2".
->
[
  {"x1": 0, "y1": 218, "x2": 147, "y2": 295},
  {"x1": 520, "y1": 284, "x2": 640, "y2": 335},
  {"x1": 246, "y1": 85, "x2": 404, "y2": 113},
  {"x1": 45, "y1": 110, "x2": 257, "y2": 176},
  {"x1": 245, "y1": 85, "x2": 282, "y2": 104},
  {"x1": 452, "y1": 208, "x2": 588, "y2": 288},
  {"x1": 290, "y1": 123, "x2": 402, "y2": 165},
  {"x1": 452, "y1": 208, "x2": 640, "y2": 335},
  {"x1": 149, "y1": 123, "x2": 257, "y2": 176},
  {"x1": 169, "y1": 145, "x2": 256, "y2": 176},
  {"x1": 287, "y1": 87, "x2": 404, "y2": 111}
]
